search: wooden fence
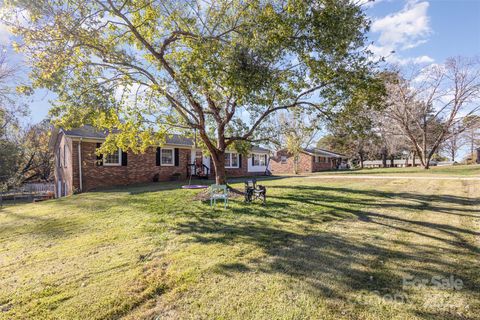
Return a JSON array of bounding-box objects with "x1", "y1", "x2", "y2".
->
[
  {"x1": 22, "y1": 183, "x2": 55, "y2": 194},
  {"x1": 0, "y1": 182, "x2": 54, "y2": 207}
]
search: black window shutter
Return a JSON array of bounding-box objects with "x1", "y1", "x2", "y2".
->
[
  {"x1": 251, "y1": 155, "x2": 254, "y2": 166},
  {"x1": 174, "y1": 148, "x2": 179, "y2": 166},
  {"x1": 156, "y1": 147, "x2": 161, "y2": 166},
  {"x1": 239, "y1": 154, "x2": 242, "y2": 168},
  {"x1": 264, "y1": 154, "x2": 267, "y2": 164},
  {"x1": 121, "y1": 150, "x2": 128, "y2": 166},
  {"x1": 96, "y1": 143, "x2": 103, "y2": 166}
]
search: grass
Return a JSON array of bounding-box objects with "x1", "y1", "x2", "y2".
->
[
  {"x1": 314, "y1": 164, "x2": 480, "y2": 176},
  {"x1": 0, "y1": 166, "x2": 479, "y2": 319}
]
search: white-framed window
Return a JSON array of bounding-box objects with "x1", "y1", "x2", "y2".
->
[
  {"x1": 280, "y1": 156, "x2": 287, "y2": 164},
  {"x1": 161, "y1": 148, "x2": 174, "y2": 166},
  {"x1": 104, "y1": 148, "x2": 122, "y2": 166},
  {"x1": 225, "y1": 152, "x2": 239, "y2": 168},
  {"x1": 253, "y1": 154, "x2": 266, "y2": 166},
  {"x1": 316, "y1": 156, "x2": 329, "y2": 163}
]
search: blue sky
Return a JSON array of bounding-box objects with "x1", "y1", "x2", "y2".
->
[
  {"x1": 1, "y1": 0, "x2": 479, "y2": 125},
  {"x1": 365, "y1": 0, "x2": 480, "y2": 66}
]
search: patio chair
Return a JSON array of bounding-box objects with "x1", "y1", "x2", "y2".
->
[
  {"x1": 244, "y1": 178, "x2": 266, "y2": 205},
  {"x1": 210, "y1": 184, "x2": 229, "y2": 208}
]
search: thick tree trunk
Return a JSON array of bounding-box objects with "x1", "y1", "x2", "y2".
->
[
  {"x1": 421, "y1": 152, "x2": 430, "y2": 169},
  {"x1": 412, "y1": 151, "x2": 416, "y2": 166},
  {"x1": 359, "y1": 152, "x2": 364, "y2": 169},
  {"x1": 390, "y1": 155, "x2": 394, "y2": 167},
  {"x1": 211, "y1": 150, "x2": 227, "y2": 184},
  {"x1": 293, "y1": 154, "x2": 299, "y2": 174},
  {"x1": 382, "y1": 147, "x2": 387, "y2": 168}
]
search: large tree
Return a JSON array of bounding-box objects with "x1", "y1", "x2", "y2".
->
[
  {"x1": 383, "y1": 57, "x2": 480, "y2": 169},
  {"x1": 441, "y1": 121, "x2": 465, "y2": 162},
  {"x1": 4, "y1": 0, "x2": 376, "y2": 183},
  {"x1": 319, "y1": 115, "x2": 379, "y2": 168},
  {"x1": 0, "y1": 48, "x2": 30, "y2": 190}
]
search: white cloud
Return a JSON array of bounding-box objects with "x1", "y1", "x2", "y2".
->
[
  {"x1": 357, "y1": 0, "x2": 384, "y2": 8},
  {"x1": 412, "y1": 55, "x2": 434, "y2": 64},
  {"x1": 369, "y1": 0, "x2": 434, "y2": 67},
  {"x1": 391, "y1": 54, "x2": 434, "y2": 66},
  {"x1": 372, "y1": 0, "x2": 431, "y2": 49},
  {"x1": 368, "y1": 44, "x2": 434, "y2": 65}
]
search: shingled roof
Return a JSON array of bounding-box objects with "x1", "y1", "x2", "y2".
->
[
  {"x1": 61, "y1": 125, "x2": 193, "y2": 146},
  {"x1": 56, "y1": 125, "x2": 270, "y2": 151},
  {"x1": 303, "y1": 148, "x2": 346, "y2": 158}
]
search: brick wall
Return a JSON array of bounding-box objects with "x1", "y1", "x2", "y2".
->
[
  {"x1": 53, "y1": 133, "x2": 74, "y2": 196},
  {"x1": 208, "y1": 154, "x2": 250, "y2": 179},
  {"x1": 74, "y1": 142, "x2": 191, "y2": 192},
  {"x1": 312, "y1": 156, "x2": 334, "y2": 171},
  {"x1": 66, "y1": 141, "x2": 268, "y2": 192},
  {"x1": 270, "y1": 150, "x2": 313, "y2": 174}
]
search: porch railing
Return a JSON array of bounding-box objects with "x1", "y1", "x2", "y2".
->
[{"x1": 186, "y1": 163, "x2": 210, "y2": 178}]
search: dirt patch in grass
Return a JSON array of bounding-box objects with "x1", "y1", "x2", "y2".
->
[{"x1": 192, "y1": 189, "x2": 243, "y2": 201}]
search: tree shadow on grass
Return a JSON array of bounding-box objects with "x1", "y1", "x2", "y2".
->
[
  {"x1": 169, "y1": 181, "x2": 479, "y2": 318},
  {"x1": 271, "y1": 184, "x2": 480, "y2": 208},
  {"x1": 173, "y1": 217, "x2": 479, "y2": 317}
]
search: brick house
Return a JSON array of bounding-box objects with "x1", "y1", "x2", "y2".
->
[
  {"x1": 270, "y1": 148, "x2": 347, "y2": 174},
  {"x1": 49, "y1": 125, "x2": 270, "y2": 197}
]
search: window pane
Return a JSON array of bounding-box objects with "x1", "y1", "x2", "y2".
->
[
  {"x1": 105, "y1": 151, "x2": 120, "y2": 164},
  {"x1": 231, "y1": 153, "x2": 238, "y2": 167},
  {"x1": 161, "y1": 149, "x2": 173, "y2": 164},
  {"x1": 253, "y1": 154, "x2": 265, "y2": 166},
  {"x1": 224, "y1": 153, "x2": 231, "y2": 167},
  {"x1": 281, "y1": 156, "x2": 287, "y2": 164}
]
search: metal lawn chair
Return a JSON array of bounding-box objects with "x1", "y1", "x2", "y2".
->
[
  {"x1": 210, "y1": 184, "x2": 229, "y2": 208},
  {"x1": 244, "y1": 178, "x2": 266, "y2": 205}
]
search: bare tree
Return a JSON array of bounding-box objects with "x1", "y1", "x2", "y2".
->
[
  {"x1": 441, "y1": 121, "x2": 466, "y2": 162},
  {"x1": 384, "y1": 57, "x2": 480, "y2": 169},
  {"x1": 462, "y1": 115, "x2": 480, "y2": 160}
]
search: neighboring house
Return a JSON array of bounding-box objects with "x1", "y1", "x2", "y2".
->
[
  {"x1": 270, "y1": 148, "x2": 347, "y2": 174},
  {"x1": 49, "y1": 125, "x2": 270, "y2": 197}
]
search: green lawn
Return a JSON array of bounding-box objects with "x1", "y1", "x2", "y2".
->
[
  {"x1": 314, "y1": 164, "x2": 480, "y2": 176},
  {"x1": 1, "y1": 166, "x2": 479, "y2": 319}
]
